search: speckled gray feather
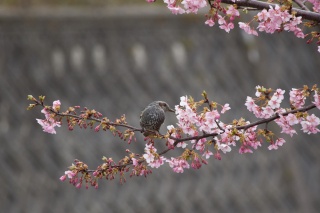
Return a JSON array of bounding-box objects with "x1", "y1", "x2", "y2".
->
[{"x1": 140, "y1": 101, "x2": 174, "y2": 136}]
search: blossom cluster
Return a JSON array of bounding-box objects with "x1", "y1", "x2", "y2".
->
[
  {"x1": 142, "y1": 144, "x2": 165, "y2": 168},
  {"x1": 146, "y1": 0, "x2": 320, "y2": 52},
  {"x1": 245, "y1": 86, "x2": 320, "y2": 147},
  {"x1": 239, "y1": 5, "x2": 304, "y2": 38},
  {"x1": 205, "y1": 5, "x2": 240, "y2": 33},
  {"x1": 36, "y1": 100, "x2": 61, "y2": 134},
  {"x1": 163, "y1": 0, "x2": 207, "y2": 14},
  {"x1": 307, "y1": 0, "x2": 320, "y2": 13}
]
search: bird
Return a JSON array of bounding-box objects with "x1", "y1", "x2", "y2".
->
[{"x1": 140, "y1": 101, "x2": 175, "y2": 137}]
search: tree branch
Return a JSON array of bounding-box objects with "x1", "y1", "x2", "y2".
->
[
  {"x1": 220, "y1": 0, "x2": 320, "y2": 22},
  {"x1": 157, "y1": 103, "x2": 317, "y2": 159},
  {"x1": 32, "y1": 96, "x2": 318, "y2": 176},
  {"x1": 293, "y1": 0, "x2": 310, "y2": 11}
]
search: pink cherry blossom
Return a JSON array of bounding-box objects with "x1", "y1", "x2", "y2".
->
[
  {"x1": 164, "y1": 0, "x2": 185, "y2": 14},
  {"x1": 275, "y1": 115, "x2": 297, "y2": 137},
  {"x1": 268, "y1": 143, "x2": 278, "y2": 150},
  {"x1": 239, "y1": 22, "x2": 258, "y2": 36},
  {"x1": 36, "y1": 118, "x2": 61, "y2": 134},
  {"x1": 313, "y1": 91, "x2": 320, "y2": 109},
  {"x1": 53, "y1": 100, "x2": 61, "y2": 111},
  {"x1": 205, "y1": 18, "x2": 215, "y2": 27},
  {"x1": 206, "y1": 109, "x2": 220, "y2": 121},
  {"x1": 245, "y1": 96, "x2": 257, "y2": 112},
  {"x1": 267, "y1": 98, "x2": 281, "y2": 109},
  {"x1": 273, "y1": 89, "x2": 285, "y2": 100},
  {"x1": 307, "y1": 0, "x2": 320, "y2": 12},
  {"x1": 255, "y1": 85, "x2": 262, "y2": 97},
  {"x1": 290, "y1": 88, "x2": 306, "y2": 108},
  {"x1": 239, "y1": 144, "x2": 253, "y2": 154},
  {"x1": 60, "y1": 175, "x2": 67, "y2": 181},
  {"x1": 74, "y1": 182, "x2": 81, "y2": 188},
  {"x1": 192, "y1": 138, "x2": 207, "y2": 151},
  {"x1": 142, "y1": 152, "x2": 154, "y2": 164},
  {"x1": 301, "y1": 114, "x2": 320, "y2": 134},
  {"x1": 214, "y1": 151, "x2": 222, "y2": 160},
  {"x1": 143, "y1": 144, "x2": 157, "y2": 163},
  {"x1": 219, "y1": 21, "x2": 234, "y2": 33},
  {"x1": 176, "y1": 141, "x2": 188, "y2": 148},
  {"x1": 243, "y1": 126, "x2": 262, "y2": 150},
  {"x1": 179, "y1": 96, "x2": 188, "y2": 107},
  {"x1": 36, "y1": 100, "x2": 62, "y2": 134},
  {"x1": 65, "y1": 170, "x2": 77, "y2": 179},
  {"x1": 217, "y1": 143, "x2": 232, "y2": 154},
  {"x1": 275, "y1": 138, "x2": 286, "y2": 147},
  {"x1": 191, "y1": 157, "x2": 202, "y2": 169},
  {"x1": 257, "y1": 9, "x2": 269, "y2": 21},
  {"x1": 217, "y1": 15, "x2": 235, "y2": 33},
  {"x1": 255, "y1": 5, "x2": 304, "y2": 39},
  {"x1": 286, "y1": 113, "x2": 299, "y2": 126},
  {"x1": 168, "y1": 5, "x2": 185, "y2": 14},
  {"x1": 221, "y1": 103, "x2": 231, "y2": 114},
  {"x1": 261, "y1": 106, "x2": 275, "y2": 118},
  {"x1": 149, "y1": 156, "x2": 166, "y2": 168},
  {"x1": 181, "y1": 0, "x2": 207, "y2": 14},
  {"x1": 202, "y1": 150, "x2": 213, "y2": 159},
  {"x1": 132, "y1": 158, "x2": 138, "y2": 166},
  {"x1": 226, "y1": 5, "x2": 240, "y2": 17},
  {"x1": 167, "y1": 157, "x2": 190, "y2": 173}
]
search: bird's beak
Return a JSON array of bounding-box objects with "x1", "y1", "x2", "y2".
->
[{"x1": 169, "y1": 108, "x2": 175, "y2": 113}]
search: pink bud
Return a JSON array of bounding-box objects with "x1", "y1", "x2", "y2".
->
[
  {"x1": 75, "y1": 182, "x2": 82, "y2": 188},
  {"x1": 59, "y1": 175, "x2": 67, "y2": 181}
]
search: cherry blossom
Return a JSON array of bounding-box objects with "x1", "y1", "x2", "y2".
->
[
  {"x1": 36, "y1": 100, "x2": 62, "y2": 134},
  {"x1": 313, "y1": 91, "x2": 320, "y2": 109},
  {"x1": 181, "y1": 0, "x2": 207, "y2": 14},
  {"x1": 245, "y1": 96, "x2": 257, "y2": 112},
  {"x1": 143, "y1": 144, "x2": 157, "y2": 163},
  {"x1": 164, "y1": 0, "x2": 185, "y2": 14},
  {"x1": 36, "y1": 118, "x2": 61, "y2": 134},
  {"x1": 216, "y1": 142, "x2": 232, "y2": 154},
  {"x1": 202, "y1": 150, "x2": 213, "y2": 159},
  {"x1": 146, "y1": 0, "x2": 320, "y2": 53},
  {"x1": 301, "y1": 114, "x2": 320, "y2": 134},
  {"x1": 221, "y1": 103, "x2": 231, "y2": 114},
  {"x1": 275, "y1": 138, "x2": 286, "y2": 147},
  {"x1": 239, "y1": 22, "x2": 258, "y2": 36},
  {"x1": 166, "y1": 157, "x2": 190, "y2": 173},
  {"x1": 307, "y1": 0, "x2": 320, "y2": 12},
  {"x1": 52, "y1": 100, "x2": 61, "y2": 111},
  {"x1": 205, "y1": 18, "x2": 215, "y2": 27},
  {"x1": 275, "y1": 115, "x2": 297, "y2": 137},
  {"x1": 149, "y1": 156, "x2": 166, "y2": 168},
  {"x1": 218, "y1": 15, "x2": 234, "y2": 33},
  {"x1": 226, "y1": 5, "x2": 240, "y2": 18},
  {"x1": 290, "y1": 88, "x2": 306, "y2": 108}
]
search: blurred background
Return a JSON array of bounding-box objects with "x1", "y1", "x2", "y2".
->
[{"x1": 0, "y1": 1, "x2": 320, "y2": 213}]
